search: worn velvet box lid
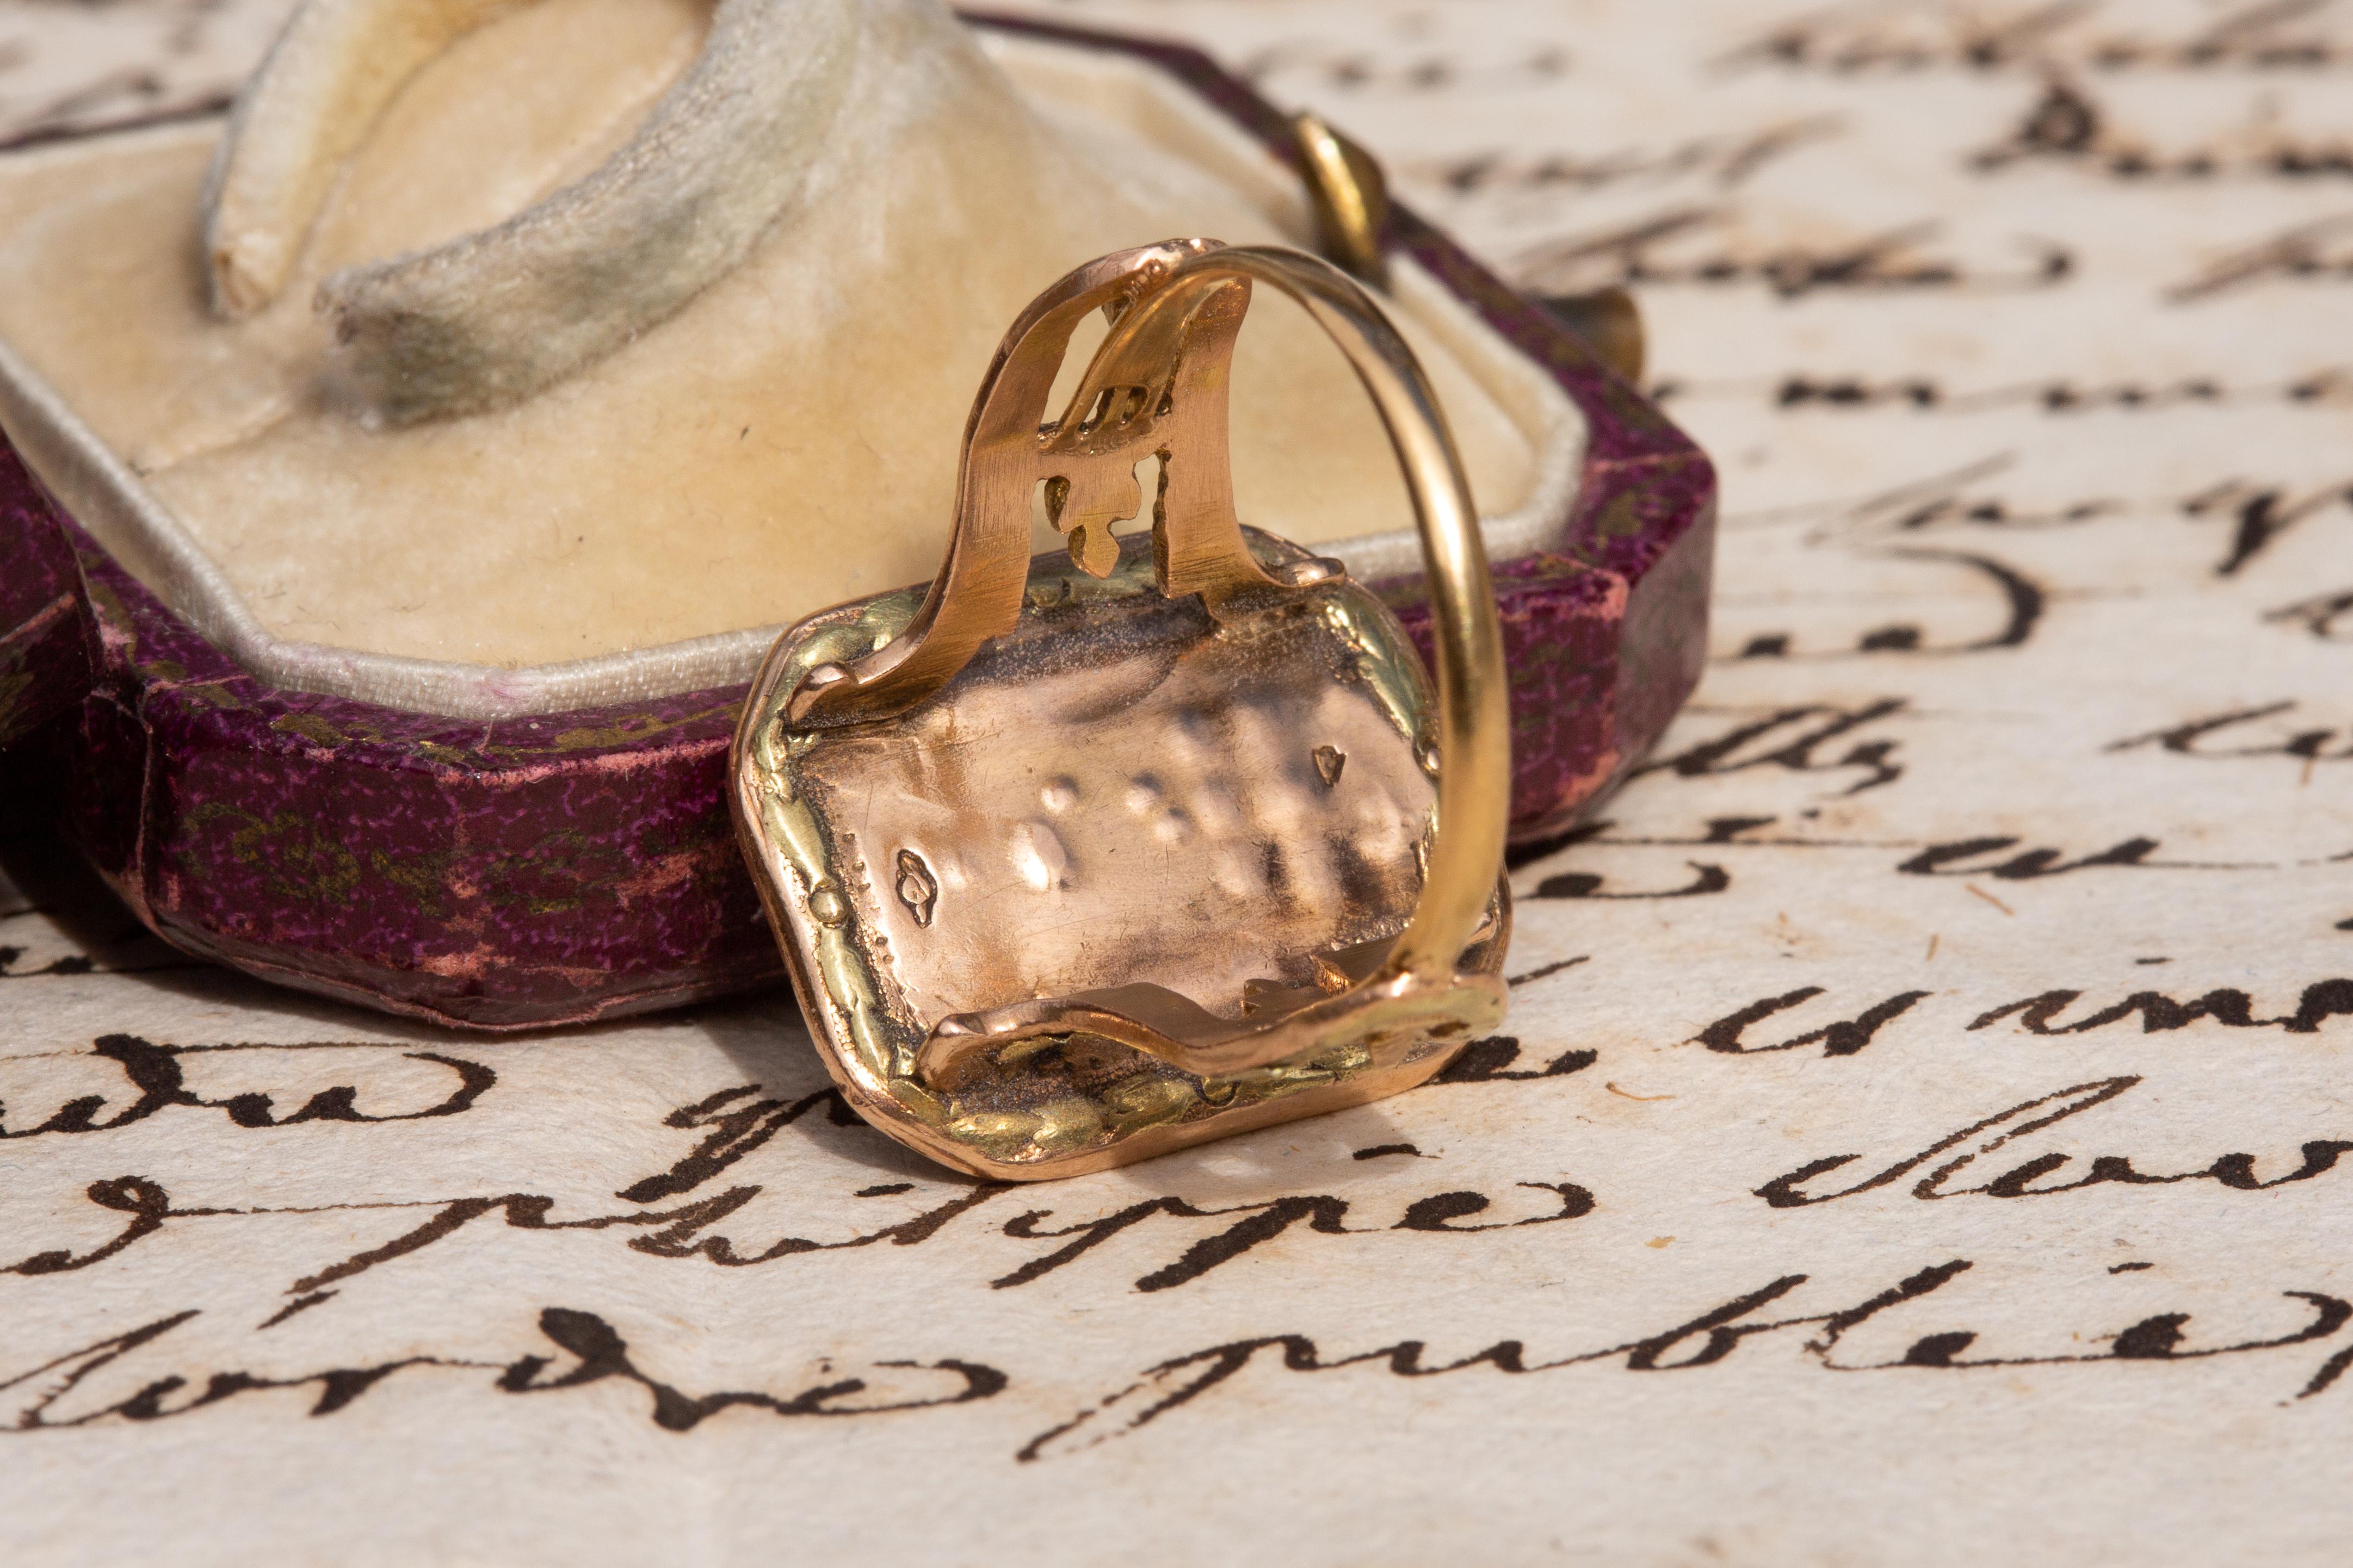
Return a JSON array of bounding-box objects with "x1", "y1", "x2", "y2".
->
[{"x1": 0, "y1": 7, "x2": 1714, "y2": 1030}]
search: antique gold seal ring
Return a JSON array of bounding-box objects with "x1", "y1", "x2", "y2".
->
[{"x1": 730, "y1": 239, "x2": 1512, "y2": 1178}]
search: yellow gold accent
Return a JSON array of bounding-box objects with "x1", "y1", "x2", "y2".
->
[
  {"x1": 1546, "y1": 285, "x2": 1647, "y2": 385},
  {"x1": 1294, "y1": 112, "x2": 1391, "y2": 287}
]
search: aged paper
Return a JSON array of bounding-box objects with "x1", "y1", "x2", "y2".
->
[{"x1": 3, "y1": 1, "x2": 2351, "y2": 1563}]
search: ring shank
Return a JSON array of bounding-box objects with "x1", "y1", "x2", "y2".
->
[{"x1": 1115, "y1": 246, "x2": 1510, "y2": 983}]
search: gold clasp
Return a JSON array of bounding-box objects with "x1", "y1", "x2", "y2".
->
[{"x1": 731, "y1": 240, "x2": 1512, "y2": 1179}]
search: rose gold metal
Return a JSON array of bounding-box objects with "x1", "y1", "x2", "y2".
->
[
  {"x1": 732, "y1": 240, "x2": 1512, "y2": 1179},
  {"x1": 781, "y1": 238, "x2": 1292, "y2": 727}
]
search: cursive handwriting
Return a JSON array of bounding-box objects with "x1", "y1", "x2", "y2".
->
[
  {"x1": 1022, "y1": 1255, "x2": 2353, "y2": 1461},
  {"x1": 0, "y1": 1306, "x2": 1004, "y2": 1434},
  {"x1": 1411, "y1": 116, "x2": 1842, "y2": 202},
  {"x1": 1, "y1": 1158, "x2": 1604, "y2": 1302},
  {"x1": 0, "y1": 1035, "x2": 495, "y2": 1138},
  {"x1": 1514, "y1": 208, "x2": 2073, "y2": 299},
  {"x1": 1653, "y1": 366, "x2": 2353, "y2": 413},
  {"x1": 2167, "y1": 212, "x2": 2353, "y2": 300},
  {"x1": 1720, "y1": 1, "x2": 2353, "y2": 78},
  {"x1": 1975, "y1": 77, "x2": 2353, "y2": 181},
  {"x1": 2109, "y1": 701, "x2": 2353, "y2": 763},
  {"x1": 1756, "y1": 1076, "x2": 2353, "y2": 1206},
  {"x1": 1634, "y1": 699, "x2": 1910, "y2": 795}
]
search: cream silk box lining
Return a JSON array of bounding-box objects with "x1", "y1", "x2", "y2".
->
[{"x1": 0, "y1": 0, "x2": 1583, "y2": 720}]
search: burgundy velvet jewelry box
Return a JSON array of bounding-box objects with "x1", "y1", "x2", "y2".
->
[{"x1": 0, "y1": 10, "x2": 1714, "y2": 1030}]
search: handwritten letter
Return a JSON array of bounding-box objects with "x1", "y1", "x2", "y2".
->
[{"x1": 1, "y1": 1, "x2": 2349, "y2": 1562}]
